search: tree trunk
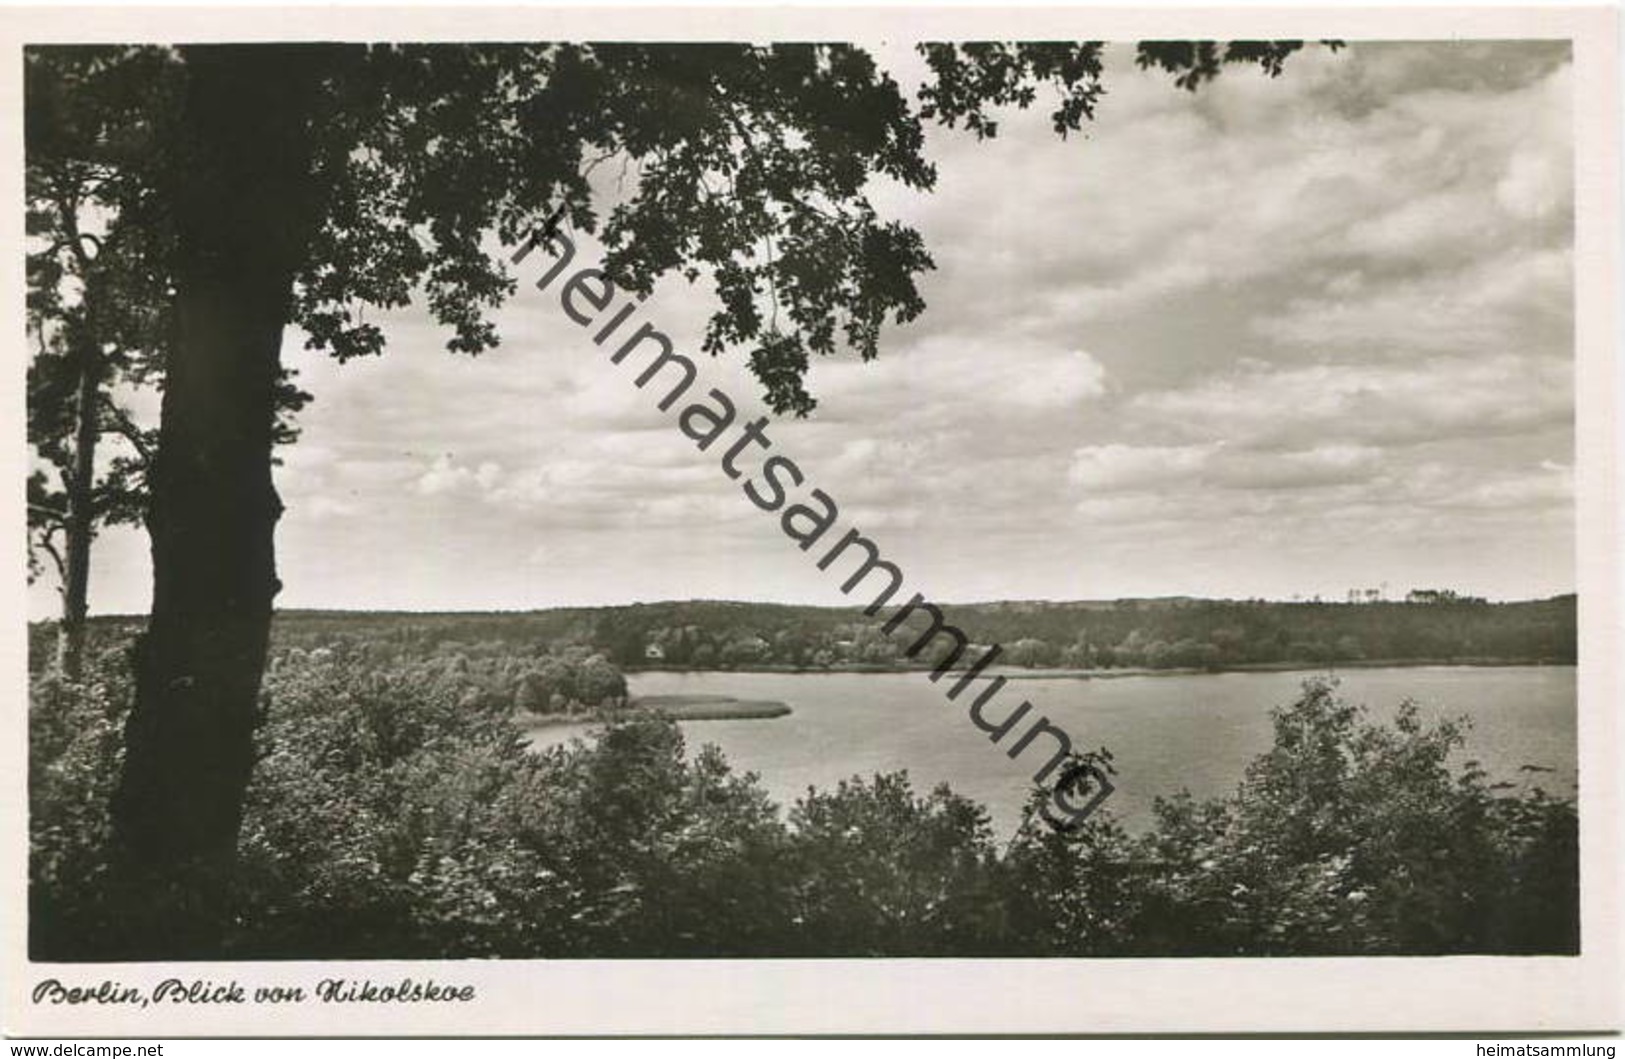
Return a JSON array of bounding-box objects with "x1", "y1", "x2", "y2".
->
[
  {"x1": 56, "y1": 334, "x2": 99, "y2": 681},
  {"x1": 107, "y1": 45, "x2": 324, "y2": 959}
]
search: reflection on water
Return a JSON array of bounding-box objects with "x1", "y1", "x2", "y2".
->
[{"x1": 524, "y1": 666, "x2": 1577, "y2": 836}]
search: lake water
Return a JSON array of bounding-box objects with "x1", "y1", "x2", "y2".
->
[{"x1": 524, "y1": 666, "x2": 1577, "y2": 836}]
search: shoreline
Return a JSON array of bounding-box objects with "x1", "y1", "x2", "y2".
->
[{"x1": 623, "y1": 656, "x2": 1574, "y2": 680}]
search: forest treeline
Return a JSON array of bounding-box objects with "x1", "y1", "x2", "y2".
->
[{"x1": 46, "y1": 593, "x2": 1576, "y2": 676}]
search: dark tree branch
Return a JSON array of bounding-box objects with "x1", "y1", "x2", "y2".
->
[
  {"x1": 37, "y1": 528, "x2": 67, "y2": 584},
  {"x1": 100, "y1": 393, "x2": 154, "y2": 466},
  {"x1": 29, "y1": 500, "x2": 68, "y2": 526}
]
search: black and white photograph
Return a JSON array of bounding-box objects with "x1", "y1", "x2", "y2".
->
[{"x1": 6, "y1": 2, "x2": 1620, "y2": 1038}]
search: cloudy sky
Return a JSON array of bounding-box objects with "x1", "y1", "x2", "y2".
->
[{"x1": 43, "y1": 40, "x2": 1575, "y2": 618}]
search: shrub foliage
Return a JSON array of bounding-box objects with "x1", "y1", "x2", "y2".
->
[{"x1": 30, "y1": 637, "x2": 1578, "y2": 959}]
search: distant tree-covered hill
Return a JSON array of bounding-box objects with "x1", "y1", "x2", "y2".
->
[{"x1": 46, "y1": 593, "x2": 1574, "y2": 675}]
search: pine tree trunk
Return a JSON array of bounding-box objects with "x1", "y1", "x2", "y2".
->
[
  {"x1": 56, "y1": 336, "x2": 99, "y2": 681},
  {"x1": 107, "y1": 45, "x2": 324, "y2": 959}
]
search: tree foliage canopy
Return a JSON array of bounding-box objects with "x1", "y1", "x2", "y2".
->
[{"x1": 28, "y1": 40, "x2": 1334, "y2": 417}]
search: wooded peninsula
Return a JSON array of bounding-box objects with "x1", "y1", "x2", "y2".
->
[{"x1": 47, "y1": 592, "x2": 1575, "y2": 676}]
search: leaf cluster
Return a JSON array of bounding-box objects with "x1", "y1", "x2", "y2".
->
[{"x1": 30, "y1": 40, "x2": 1333, "y2": 418}]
